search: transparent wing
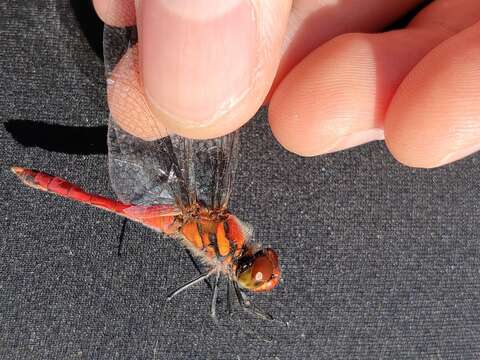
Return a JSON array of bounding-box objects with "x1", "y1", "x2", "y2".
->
[
  {"x1": 170, "y1": 132, "x2": 239, "y2": 209},
  {"x1": 104, "y1": 25, "x2": 175, "y2": 205},
  {"x1": 107, "y1": 121, "x2": 176, "y2": 205},
  {"x1": 103, "y1": 25, "x2": 240, "y2": 209}
]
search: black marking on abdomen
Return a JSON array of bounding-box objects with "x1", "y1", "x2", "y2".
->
[{"x1": 209, "y1": 232, "x2": 219, "y2": 256}]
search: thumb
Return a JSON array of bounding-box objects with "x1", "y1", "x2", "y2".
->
[{"x1": 138, "y1": 0, "x2": 292, "y2": 139}]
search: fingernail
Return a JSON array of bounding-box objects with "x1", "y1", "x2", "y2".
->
[
  {"x1": 140, "y1": 0, "x2": 257, "y2": 126},
  {"x1": 325, "y1": 128, "x2": 385, "y2": 153},
  {"x1": 436, "y1": 143, "x2": 480, "y2": 167}
]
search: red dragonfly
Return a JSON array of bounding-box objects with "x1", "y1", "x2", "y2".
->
[{"x1": 12, "y1": 26, "x2": 280, "y2": 321}]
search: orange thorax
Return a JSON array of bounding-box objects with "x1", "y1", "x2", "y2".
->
[{"x1": 180, "y1": 213, "x2": 245, "y2": 261}]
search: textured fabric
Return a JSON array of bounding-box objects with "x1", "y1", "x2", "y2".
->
[{"x1": 1, "y1": 1, "x2": 480, "y2": 359}]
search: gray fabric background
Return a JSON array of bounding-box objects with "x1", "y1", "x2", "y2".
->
[{"x1": 2, "y1": 1, "x2": 479, "y2": 359}]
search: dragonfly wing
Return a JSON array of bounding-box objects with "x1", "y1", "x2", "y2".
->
[
  {"x1": 104, "y1": 25, "x2": 241, "y2": 210},
  {"x1": 108, "y1": 121, "x2": 176, "y2": 205},
  {"x1": 103, "y1": 25, "x2": 135, "y2": 79},
  {"x1": 170, "y1": 132, "x2": 240, "y2": 209},
  {"x1": 104, "y1": 25, "x2": 177, "y2": 206}
]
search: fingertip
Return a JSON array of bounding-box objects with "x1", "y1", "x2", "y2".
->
[
  {"x1": 385, "y1": 22, "x2": 480, "y2": 168},
  {"x1": 269, "y1": 33, "x2": 381, "y2": 156},
  {"x1": 137, "y1": 0, "x2": 291, "y2": 139}
]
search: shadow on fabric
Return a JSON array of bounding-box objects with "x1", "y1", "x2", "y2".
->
[
  {"x1": 4, "y1": 120, "x2": 107, "y2": 155},
  {"x1": 69, "y1": 0, "x2": 104, "y2": 59}
]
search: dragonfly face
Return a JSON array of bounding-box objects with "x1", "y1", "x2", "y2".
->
[{"x1": 236, "y1": 248, "x2": 280, "y2": 292}]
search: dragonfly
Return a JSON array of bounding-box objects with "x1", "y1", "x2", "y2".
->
[{"x1": 11, "y1": 25, "x2": 280, "y2": 321}]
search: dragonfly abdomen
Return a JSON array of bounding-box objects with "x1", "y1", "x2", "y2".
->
[
  {"x1": 12, "y1": 167, "x2": 130, "y2": 213},
  {"x1": 12, "y1": 166, "x2": 179, "y2": 235}
]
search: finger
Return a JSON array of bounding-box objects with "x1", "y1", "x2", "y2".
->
[
  {"x1": 267, "y1": 0, "x2": 425, "y2": 99},
  {"x1": 107, "y1": 45, "x2": 168, "y2": 140},
  {"x1": 269, "y1": 0, "x2": 480, "y2": 156},
  {"x1": 137, "y1": 0, "x2": 292, "y2": 139},
  {"x1": 385, "y1": 20, "x2": 480, "y2": 168},
  {"x1": 92, "y1": 0, "x2": 136, "y2": 27}
]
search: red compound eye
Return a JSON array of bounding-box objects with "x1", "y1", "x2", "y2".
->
[
  {"x1": 251, "y1": 255, "x2": 274, "y2": 282},
  {"x1": 236, "y1": 248, "x2": 280, "y2": 292}
]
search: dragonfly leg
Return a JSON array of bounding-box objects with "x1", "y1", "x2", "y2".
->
[
  {"x1": 210, "y1": 272, "x2": 221, "y2": 322},
  {"x1": 233, "y1": 282, "x2": 273, "y2": 321},
  {"x1": 166, "y1": 269, "x2": 215, "y2": 302},
  {"x1": 184, "y1": 248, "x2": 212, "y2": 291},
  {"x1": 226, "y1": 280, "x2": 234, "y2": 316},
  {"x1": 117, "y1": 218, "x2": 128, "y2": 257}
]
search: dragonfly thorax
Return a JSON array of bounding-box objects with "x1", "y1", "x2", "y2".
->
[
  {"x1": 178, "y1": 210, "x2": 244, "y2": 263},
  {"x1": 177, "y1": 209, "x2": 280, "y2": 292}
]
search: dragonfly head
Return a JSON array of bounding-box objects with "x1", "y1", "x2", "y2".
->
[{"x1": 235, "y1": 248, "x2": 280, "y2": 292}]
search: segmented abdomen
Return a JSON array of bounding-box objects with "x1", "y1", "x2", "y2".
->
[{"x1": 12, "y1": 167, "x2": 178, "y2": 235}]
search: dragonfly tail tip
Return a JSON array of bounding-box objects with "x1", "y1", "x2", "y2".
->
[{"x1": 10, "y1": 166, "x2": 24, "y2": 176}]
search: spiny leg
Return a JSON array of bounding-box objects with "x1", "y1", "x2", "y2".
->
[
  {"x1": 229, "y1": 282, "x2": 275, "y2": 344},
  {"x1": 117, "y1": 218, "x2": 128, "y2": 257},
  {"x1": 184, "y1": 248, "x2": 212, "y2": 291},
  {"x1": 210, "y1": 272, "x2": 221, "y2": 321},
  {"x1": 227, "y1": 280, "x2": 234, "y2": 316},
  {"x1": 242, "y1": 293, "x2": 274, "y2": 321},
  {"x1": 167, "y1": 269, "x2": 215, "y2": 302},
  {"x1": 233, "y1": 281, "x2": 246, "y2": 308},
  {"x1": 233, "y1": 282, "x2": 273, "y2": 321}
]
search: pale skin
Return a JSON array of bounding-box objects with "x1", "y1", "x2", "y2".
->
[{"x1": 93, "y1": 0, "x2": 480, "y2": 168}]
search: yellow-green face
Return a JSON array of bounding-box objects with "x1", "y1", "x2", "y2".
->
[{"x1": 236, "y1": 248, "x2": 280, "y2": 292}]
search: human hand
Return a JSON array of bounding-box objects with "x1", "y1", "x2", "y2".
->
[{"x1": 93, "y1": 0, "x2": 480, "y2": 168}]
